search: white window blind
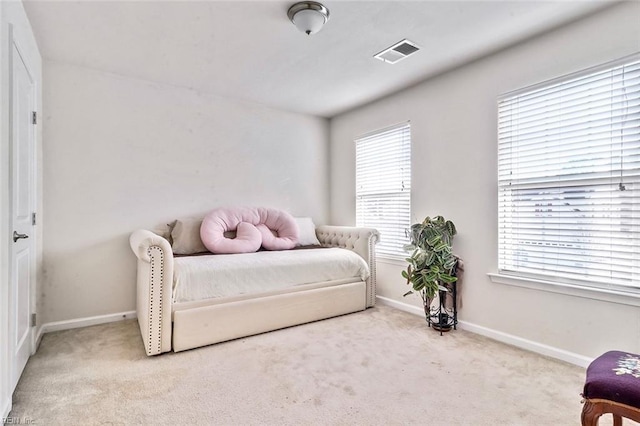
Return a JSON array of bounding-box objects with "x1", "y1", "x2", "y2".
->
[
  {"x1": 356, "y1": 123, "x2": 411, "y2": 258},
  {"x1": 498, "y1": 55, "x2": 640, "y2": 293}
]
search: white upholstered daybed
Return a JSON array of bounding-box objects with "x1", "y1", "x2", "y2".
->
[{"x1": 129, "y1": 225, "x2": 379, "y2": 356}]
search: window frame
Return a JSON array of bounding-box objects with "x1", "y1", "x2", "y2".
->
[
  {"x1": 355, "y1": 122, "x2": 412, "y2": 260},
  {"x1": 494, "y1": 53, "x2": 640, "y2": 302}
]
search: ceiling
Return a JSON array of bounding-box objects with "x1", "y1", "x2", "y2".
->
[{"x1": 23, "y1": 0, "x2": 613, "y2": 118}]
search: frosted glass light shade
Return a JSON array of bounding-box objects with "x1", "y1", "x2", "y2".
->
[
  {"x1": 292, "y1": 9, "x2": 325, "y2": 35},
  {"x1": 287, "y1": 2, "x2": 330, "y2": 35}
]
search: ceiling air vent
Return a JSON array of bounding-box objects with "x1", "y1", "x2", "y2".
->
[{"x1": 374, "y1": 39, "x2": 420, "y2": 64}]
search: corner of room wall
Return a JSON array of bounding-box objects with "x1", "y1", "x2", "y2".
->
[{"x1": 328, "y1": 1, "x2": 640, "y2": 360}]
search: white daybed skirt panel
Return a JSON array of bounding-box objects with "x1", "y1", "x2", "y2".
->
[
  {"x1": 172, "y1": 281, "x2": 366, "y2": 352},
  {"x1": 172, "y1": 248, "x2": 369, "y2": 303}
]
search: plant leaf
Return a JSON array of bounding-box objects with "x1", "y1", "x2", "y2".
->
[
  {"x1": 439, "y1": 274, "x2": 458, "y2": 283},
  {"x1": 427, "y1": 235, "x2": 441, "y2": 246},
  {"x1": 434, "y1": 242, "x2": 447, "y2": 252}
]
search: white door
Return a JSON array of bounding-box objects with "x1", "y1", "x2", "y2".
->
[{"x1": 9, "y1": 38, "x2": 36, "y2": 392}]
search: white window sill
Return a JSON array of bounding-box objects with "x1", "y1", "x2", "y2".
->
[{"x1": 488, "y1": 273, "x2": 640, "y2": 307}]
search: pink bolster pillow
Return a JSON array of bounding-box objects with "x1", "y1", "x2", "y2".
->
[
  {"x1": 256, "y1": 207, "x2": 299, "y2": 251},
  {"x1": 200, "y1": 207, "x2": 299, "y2": 254}
]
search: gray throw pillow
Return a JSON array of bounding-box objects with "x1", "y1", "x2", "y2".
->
[{"x1": 171, "y1": 219, "x2": 208, "y2": 255}]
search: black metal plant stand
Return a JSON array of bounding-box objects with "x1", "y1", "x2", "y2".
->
[{"x1": 423, "y1": 280, "x2": 457, "y2": 336}]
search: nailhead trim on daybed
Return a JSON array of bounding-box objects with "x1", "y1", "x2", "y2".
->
[
  {"x1": 147, "y1": 246, "x2": 164, "y2": 356},
  {"x1": 367, "y1": 234, "x2": 378, "y2": 307}
]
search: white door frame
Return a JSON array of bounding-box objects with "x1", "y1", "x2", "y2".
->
[{"x1": 0, "y1": 17, "x2": 12, "y2": 422}]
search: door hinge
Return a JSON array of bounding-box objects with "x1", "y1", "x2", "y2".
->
[
  {"x1": 32, "y1": 111, "x2": 37, "y2": 125},
  {"x1": 32, "y1": 212, "x2": 36, "y2": 225},
  {"x1": 30, "y1": 313, "x2": 36, "y2": 327}
]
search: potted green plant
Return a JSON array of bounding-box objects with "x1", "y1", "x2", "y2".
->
[{"x1": 402, "y1": 215, "x2": 458, "y2": 331}]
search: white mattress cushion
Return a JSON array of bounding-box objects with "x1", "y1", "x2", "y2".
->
[{"x1": 172, "y1": 247, "x2": 369, "y2": 303}]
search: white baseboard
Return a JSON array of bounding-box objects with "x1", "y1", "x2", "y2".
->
[
  {"x1": 377, "y1": 295, "x2": 424, "y2": 316},
  {"x1": 376, "y1": 295, "x2": 593, "y2": 368},
  {"x1": 38, "y1": 311, "x2": 137, "y2": 339},
  {"x1": 456, "y1": 319, "x2": 593, "y2": 368},
  {"x1": 34, "y1": 325, "x2": 44, "y2": 350}
]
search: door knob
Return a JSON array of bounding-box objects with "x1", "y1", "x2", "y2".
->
[{"x1": 13, "y1": 231, "x2": 29, "y2": 242}]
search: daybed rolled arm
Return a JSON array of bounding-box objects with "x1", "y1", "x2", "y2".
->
[
  {"x1": 130, "y1": 230, "x2": 174, "y2": 356},
  {"x1": 316, "y1": 225, "x2": 380, "y2": 308}
]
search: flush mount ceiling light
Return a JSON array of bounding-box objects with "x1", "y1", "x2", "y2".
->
[{"x1": 287, "y1": 1, "x2": 330, "y2": 35}]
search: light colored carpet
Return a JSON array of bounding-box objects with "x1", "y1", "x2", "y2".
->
[{"x1": 9, "y1": 305, "x2": 601, "y2": 425}]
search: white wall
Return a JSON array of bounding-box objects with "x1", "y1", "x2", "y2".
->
[
  {"x1": 41, "y1": 61, "x2": 329, "y2": 324},
  {"x1": 330, "y1": 2, "x2": 640, "y2": 360}
]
